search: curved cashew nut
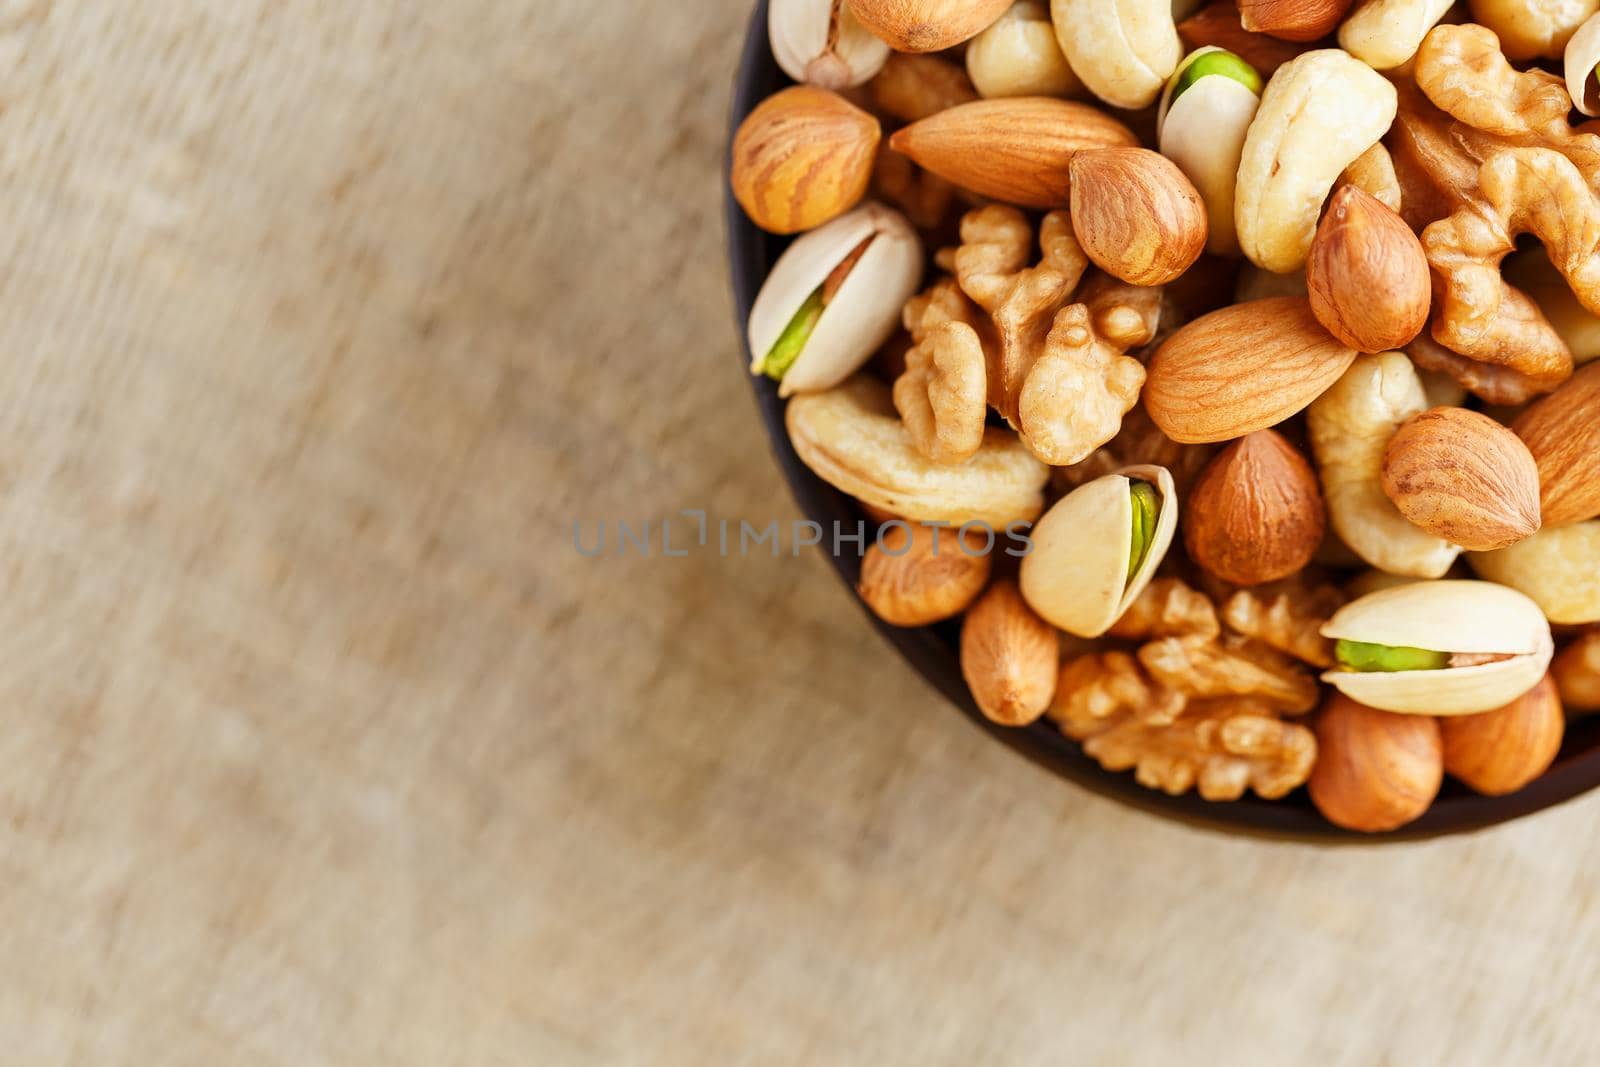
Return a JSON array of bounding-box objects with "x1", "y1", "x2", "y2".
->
[
  {"x1": 1470, "y1": 521, "x2": 1600, "y2": 624},
  {"x1": 1338, "y1": 0, "x2": 1454, "y2": 70},
  {"x1": 1307, "y1": 352, "x2": 1462, "y2": 578},
  {"x1": 1051, "y1": 0, "x2": 1181, "y2": 109},
  {"x1": 787, "y1": 376, "x2": 1050, "y2": 526},
  {"x1": 1235, "y1": 49, "x2": 1397, "y2": 273},
  {"x1": 1471, "y1": 0, "x2": 1597, "y2": 62}
]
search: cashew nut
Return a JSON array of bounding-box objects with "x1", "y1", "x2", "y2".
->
[
  {"x1": 1051, "y1": 0, "x2": 1181, "y2": 109},
  {"x1": 1471, "y1": 0, "x2": 1597, "y2": 61},
  {"x1": 1235, "y1": 50, "x2": 1397, "y2": 274},
  {"x1": 787, "y1": 376, "x2": 1050, "y2": 526},
  {"x1": 1338, "y1": 0, "x2": 1454, "y2": 70},
  {"x1": 967, "y1": 1, "x2": 1084, "y2": 99},
  {"x1": 1308, "y1": 352, "x2": 1462, "y2": 578},
  {"x1": 1470, "y1": 521, "x2": 1600, "y2": 624}
]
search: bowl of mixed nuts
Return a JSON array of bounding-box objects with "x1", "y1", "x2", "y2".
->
[{"x1": 726, "y1": 0, "x2": 1600, "y2": 837}]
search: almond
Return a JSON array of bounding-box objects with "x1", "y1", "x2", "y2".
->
[
  {"x1": 1068, "y1": 147, "x2": 1207, "y2": 286},
  {"x1": 1143, "y1": 296, "x2": 1357, "y2": 443},
  {"x1": 888, "y1": 97, "x2": 1139, "y2": 209},
  {"x1": 960, "y1": 578, "x2": 1058, "y2": 726},
  {"x1": 1512, "y1": 361, "x2": 1600, "y2": 527},
  {"x1": 1185, "y1": 430, "x2": 1325, "y2": 586},
  {"x1": 849, "y1": 0, "x2": 1013, "y2": 52},
  {"x1": 1238, "y1": 0, "x2": 1353, "y2": 41},
  {"x1": 1439, "y1": 674, "x2": 1564, "y2": 796},
  {"x1": 1306, "y1": 184, "x2": 1431, "y2": 353},
  {"x1": 1382, "y1": 407, "x2": 1542, "y2": 551}
]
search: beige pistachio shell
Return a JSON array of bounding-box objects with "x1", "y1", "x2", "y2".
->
[
  {"x1": 1019, "y1": 465, "x2": 1178, "y2": 637},
  {"x1": 786, "y1": 376, "x2": 1050, "y2": 526},
  {"x1": 1567, "y1": 12, "x2": 1600, "y2": 115},
  {"x1": 1156, "y1": 49, "x2": 1260, "y2": 257},
  {"x1": 769, "y1": 0, "x2": 891, "y2": 89},
  {"x1": 748, "y1": 202, "x2": 923, "y2": 398},
  {"x1": 1320, "y1": 580, "x2": 1555, "y2": 715},
  {"x1": 1470, "y1": 521, "x2": 1600, "y2": 625}
]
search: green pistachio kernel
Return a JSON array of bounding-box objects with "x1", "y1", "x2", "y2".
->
[
  {"x1": 1334, "y1": 639, "x2": 1452, "y2": 673},
  {"x1": 1170, "y1": 50, "x2": 1262, "y2": 107},
  {"x1": 1127, "y1": 481, "x2": 1161, "y2": 581},
  {"x1": 760, "y1": 286, "x2": 825, "y2": 381}
]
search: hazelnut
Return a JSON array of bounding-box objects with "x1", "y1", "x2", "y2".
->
[
  {"x1": 1381, "y1": 407, "x2": 1542, "y2": 552},
  {"x1": 858, "y1": 522, "x2": 992, "y2": 626},
  {"x1": 1184, "y1": 430, "x2": 1325, "y2": 586},
  {"x1": 1440, "y1": 674, "x2": 1565, "y2": 796},
  {"x1": 731, "y1": 86, "x2": 880, "y2": 235},
  {"x1": 1308, "y1": 694, "x2": 1443, "y2": 832},
  {"x1": 1068, "y1": 147, "x2": 1208, "y2": 286},
  {"x1": 1306, "y1": 185, "x2": 1431, "y2": 353}
]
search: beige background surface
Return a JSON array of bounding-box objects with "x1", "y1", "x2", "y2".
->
[{"x1": 2, "y1": 2, "x2": 1597, "y2": 1064}]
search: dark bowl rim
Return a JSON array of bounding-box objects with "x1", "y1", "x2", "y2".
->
[{"x1": 722, "y1": 0, "x2": 1600, "y2": 843}]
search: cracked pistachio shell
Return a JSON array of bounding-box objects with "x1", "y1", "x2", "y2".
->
[
  {"x1": 1320, "y1": 580, "x2": 1555, "y2": 715},
  {"x1": 786, "y1": 376, "x2": 1050, "y2": 527},
  {"x1": 1157, "y1": 48, "x2": 1260, "y2": 257},
  {"x1": 1019, "y1": 465, "x2": 1178, "y2": 637},
  {"x1": 770, "y1": 0, "x2": 891, "y2": 89},
  {"x1": 748, "y1": 203, "x2": 923, "y2": 398},
  {"x1": 1470, "y1": 521, "x2": 1600, "y2": 625},
  {"x1": 1567, "y1": 13, "x2": 1600, "y2": 116}
]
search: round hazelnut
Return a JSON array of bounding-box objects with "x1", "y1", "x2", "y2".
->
[
  {"x1": 1308, "y1": 694, "x2": 1442, "y2": 832},
  {"x1": 1184, "y1": 429, "x2": 1325, "y2": 586},
  {"x1": 1440, "y1": 674, "x2": 1564, "y2": 796}
]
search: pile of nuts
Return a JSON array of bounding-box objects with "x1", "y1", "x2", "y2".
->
[{"x1": 734, "y1": 0, "x2": 1600, "y2": 831}]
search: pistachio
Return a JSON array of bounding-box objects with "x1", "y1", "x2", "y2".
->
[
  {"x1": 1156, "y1": 49, "x2": 1262, "y2": 257},
  {"x1": 787, "y1": 377, "x2": 1051, "y2": 527},
  {"x1": 1019, "y1": 465, "x2": 1179, "y2": 638},
  {"x1": 1568, "y1": 13, "x2": 1600, "y2": 115},
  {"x1": 769, "y1": 0, "x2": 891, "y2": 89},
  {"x1": 748, "y1": 203, "x2": 923, "y2": 398},
  {"x1": 1469, "y1": 521, "x2": 1600, "y2": 625},
  {"x1": 1320, "y1": 580, "x2": 1555, "y2": 715}
]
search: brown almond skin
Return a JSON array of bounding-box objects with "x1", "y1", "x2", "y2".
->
[
  {"x1": 1513, "y1": 362, "x2": 1600, "y2": 527},
  {"x1": 889, "y1": 97, "x2": 1139, "y2": 209},
  {"x1": 960, "y1": 579, "x2": 1057, "y2": 727},
  {"x1": 1381, "y1": 406, "x2": 1542, "y2": 551},
  {"x1": 1144, "y1": 296, "x2": 1357, "y2": 443},
  {"x1": 1238, "y1": 0, "x2": 1353, "y2": 41},
  {"x1": 1178, "y1": 1, "x2": 1316, "y2": 75},
  {"x1": 858, "y1": 523, "x2": 992, "y2": 627},
  {"x1": 1440, "y1": 674, "x2": 1564, "y2": 796},
  {"x1": 731, "y1": 86, "x2": 880, "y2": 235},
  {"x1": 1185, "y1": 430, "x2": 1325, "y2": 586},
  {"x1": 849, "y1": 0, "x2": 1012, "y2": 52},
  {"x1": 1554, "y1": 631, "x2": 1600, "y2": 714},
  {"x1": 1309, "y1": 694, "x2": 1442, "y2": 833},
  {"x1": 1306, "y1": 185, "x2": 1431, "y2": 354},
  {"x1": 1069, "y1": 147, "x2": 1207, "y2": 286}
]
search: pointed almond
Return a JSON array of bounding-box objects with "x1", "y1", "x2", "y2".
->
[
  {"x1": 1513, "y1": 361, "x2": 1600, "y2": 527},
  {"x1": 888, "y1": 97, "x2": 1138, "y2": 209}
]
